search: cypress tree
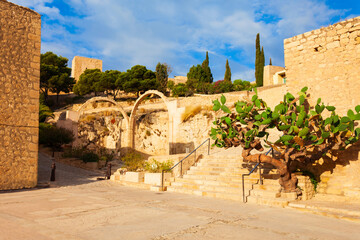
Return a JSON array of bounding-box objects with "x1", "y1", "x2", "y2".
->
[
  {"x1": 201, "y1": 51, "x2": 213, "y2": 83},
  {"x1": 269, "y1": 58, "x2": 272, "y2": 65},
  {"x1": 224, "y1": 59, "x2": 231, "y2": 82},
  {"x1": 255, "y1": 33, "x2": 261, "y2": 86},
  {"x1": 258, "y1": 46, "x2": 264, "y2": 87},
  {"x1": 255, "y1": 33, "x2": 265, "y2": 87}
]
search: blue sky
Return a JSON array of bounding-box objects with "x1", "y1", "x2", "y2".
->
[{"x1": 9, "y1": 0, "x2": 360, "y2": 82}]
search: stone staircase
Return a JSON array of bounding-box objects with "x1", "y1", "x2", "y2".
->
[{"x1": 167, "y1": 152, "x2": 292, "y2": 206}]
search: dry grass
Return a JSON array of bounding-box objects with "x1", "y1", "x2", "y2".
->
[
  {"x1": 181, "y1": 105, "x2": 202, "y2": 122},
  {"x1": 79, "y1": 114, "x2": 96, "y2": 122}
]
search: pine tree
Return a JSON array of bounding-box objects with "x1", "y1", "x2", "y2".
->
[
  {"x1": 224, "y1": 59, "x2": 231, "y2": 82},
  {"x1": 269, "y1": 58, "x2": 272, "y2": 66},
  {"x1": 201, "y1": 51, "x2": 213, "y2": 83}
]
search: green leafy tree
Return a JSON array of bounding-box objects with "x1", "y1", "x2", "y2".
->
[
  {"x1": 39, "y1": 103, "x2": 54, "y2": 123},
  {"x1": 233, "y1": 79, "x2": 251, "y2": 91},
  {"x1": 40, "y1": 52, "x2": 75, "y2": 104},
  {"x1": 224, "y1": 59, "x2": 231, "y2": 82},
  {"x1": 167, "y1": 80, "x2": 175, "y2": 91},
  {"x1": 39, "y1": 125, "x2": 75, "y2": 157},
  {"x1": 172, "y1": 83, "x2": 192, "y2": 97},
  {"x1": 121, "y1": 65, "x2": 158, "y2": 96},
  {"x1": 156, "y1": 62, "x2": 168, "y2": 94},
  {"x1": 73, "y1": 69, "x2": 103, "y2": 96},
  {"x1": 101, "y1": 70, "x2": 122, "y2": 99},
  {"x1": 211, "y1": 87, "x2": 360, "y2": 194},
  {"x1": 186, "y1": 64, "x2": 207, "y2": 92},
  {"x1": 201, "y1": 51, "x2": 213, "y2": 83}
]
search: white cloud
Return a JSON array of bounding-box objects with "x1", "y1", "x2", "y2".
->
[{"x1": 7, "y1": 0, "x2": 346, "y2": 82}]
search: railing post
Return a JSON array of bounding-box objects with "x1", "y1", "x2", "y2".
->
[
  {"x1": 161, "y1": 170, "x2": 164, "y2": 191},
  {"x1": 194, "y1": 150, "x2": 196, "y2": 163},
  {"x1": 180, "y1": 161, "x2": 183, "y2": 177},
  {"x1": 259, "y1": 164, "x2": 263, "y2": 185},
  {"x1": 207, "y1": 139, "x2": 210, "y2": 155},
  {"x1": 242, "y1": 175, "x2": 245, "y2": 203}
]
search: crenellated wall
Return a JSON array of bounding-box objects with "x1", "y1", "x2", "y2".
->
[{"x1": 0, "y1": 0, "x2": 41, "y2": 190}]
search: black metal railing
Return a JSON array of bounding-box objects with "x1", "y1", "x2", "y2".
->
[
  {"x1": 161, "y1": 138, "x2": 210, "y2": 191},
  {"x1": 242, "y1": 148, "x2": 273, "y2": 203}
]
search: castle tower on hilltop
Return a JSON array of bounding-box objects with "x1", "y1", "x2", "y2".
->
[{"x1": 71, "y1": 56, "x2": 103, "y2": 81}]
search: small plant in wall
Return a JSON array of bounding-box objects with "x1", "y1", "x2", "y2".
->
[
  {"x1": 210, "y1": 87, "x2": 360, "y2": 194},
  {"x1": 144, "y1": 159, "x2": 173, "y2": 173}
]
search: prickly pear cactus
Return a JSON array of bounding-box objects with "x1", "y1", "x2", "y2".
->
[{"x1": 211, "y1": 87, "x2": 360, "y2": 192}]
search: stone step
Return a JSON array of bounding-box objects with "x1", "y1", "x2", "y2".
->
[
  {"x1": 183, "y1": 174, "x2": 279, "y2": 183},
  {"x1": 167, "y1": 187, "x2": 243, "y2": 202},
  {"x1": 170, "y1": 181, "x2": 255, "y2": 194},
  {"x1": 252, "y1": 183, "x2": 281, "y2": 191},
  {"x1": 249, "y1": 189, "x2": 280, "y2": 198},
  {"x1": 189, "y1": 166, "x2": 277, "y2": 174},
  {"x1": 246, "y1": 196, "x2": 289, "y2": 207},
  {"x1": 173, "y1": 178, "x2": 260, "y2": 188}
]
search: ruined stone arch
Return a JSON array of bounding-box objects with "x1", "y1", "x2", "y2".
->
[
  {"x1": 77, "y1": 97, "x2": 129, "y2": 128},
  {"x1": 128, "y1": 90, "x2": 174, "y2": 154}
]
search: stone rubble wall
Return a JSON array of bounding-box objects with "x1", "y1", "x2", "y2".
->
[{"x1": 0, "y1": 0, "x2": 41, "y2": 190}]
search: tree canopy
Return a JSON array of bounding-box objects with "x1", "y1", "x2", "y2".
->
[
  {"x1": 40, "y1": 51, "x2": 75, "y2": 103},
  {"x1": 156, "y1": 62, "x2": 169, "y2": 94},
  {"x1": 211, "y1": 87, "x2": 360, "y2": 194},
  {"x1": 73, "y1": 69, "x2": 103, "y2": 96},
  {"x1": 186, "y1": 52, "x2": 213, "y2": 93},
  {"x1": 120, "y1": 65, "x2": 158, "y2": 96}
]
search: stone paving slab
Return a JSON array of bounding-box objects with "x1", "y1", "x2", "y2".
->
[{"x1": 0, "y1": 153, "x2": 360, "y2": 240}]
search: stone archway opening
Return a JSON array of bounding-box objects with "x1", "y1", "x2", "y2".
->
[
  {"x1": 128, "y1": 90, "x2": 173, "y2": 155},
  {"x1": 77, "y1": 97, "x2": 129, "y2": 128}
]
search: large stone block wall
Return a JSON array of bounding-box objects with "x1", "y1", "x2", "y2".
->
[
  {"x1": 284, "y1": 16, "x2": 360, "y2": 115},
  {"x1": 71, "y1": 56, "x2": 103, "y2": 81},
  {"x1": 0, "y1": 0, "x2": 41, "y2": 190},
  {"x1": 285, "y1": 16, "x2": 360, "y2": 199}
]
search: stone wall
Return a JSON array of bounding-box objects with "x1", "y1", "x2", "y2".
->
[
  {"x1": 284, "y1": 16, "x2": 360, "y2": 199},
  {"x1": 0, "y1": 0, "x2": 41, "y2": 190},
  {"x1": 71, "y1": 56, "x2": 102, "y2": 81},
  {"x1": 284, "y1": 16, "x2": 360, "y2": 115}
]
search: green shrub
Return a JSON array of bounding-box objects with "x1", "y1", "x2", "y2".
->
[
  {"x1": 122, "y1": 152, "x2": 145, "y2": 171},
  {"x1": 99, "y1": 148, "x2": 115, "y2": 162},
  {"x1": 81, "y1": 152, "x2": 99, "y2": 162},
  {"x1": 144, "y1": 159, "x2": 173, "y2": 173},
  {"x1": 39, "y1": 125, "x2": 74, "y2": 155},
  {"x1": 62, "y1": 147, "x2": 87, "y2": 158}
]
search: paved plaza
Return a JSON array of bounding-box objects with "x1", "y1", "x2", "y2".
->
[{"x1": 0, "y1": 153, "x2": 359, "y2": 240}]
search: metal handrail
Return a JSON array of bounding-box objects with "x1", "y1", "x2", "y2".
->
[
  {"x1": 161, "y1": 138, "x2": 210, "y2": 191},
  {"x1": 242, "y1": 148, "x2": 273, "y2": 203}
]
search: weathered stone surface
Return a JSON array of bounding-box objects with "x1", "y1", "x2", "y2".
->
[{"x1": 0, "y1": 0, "x2": 40, "y2": 190}]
